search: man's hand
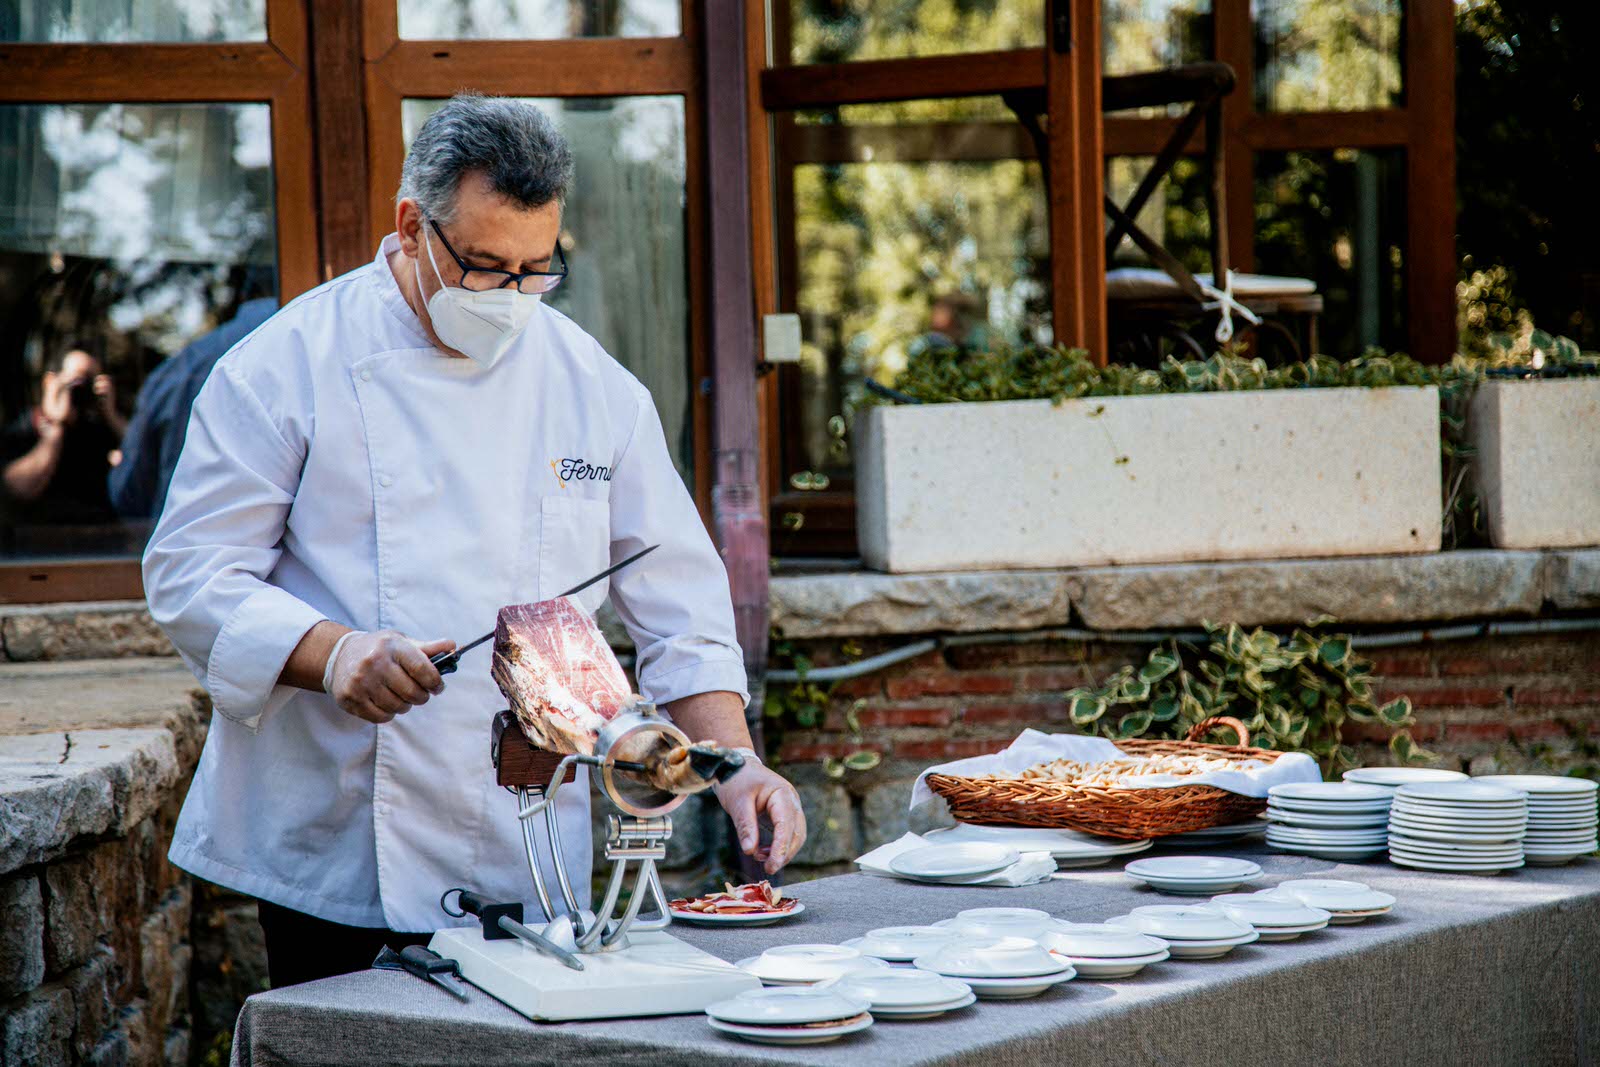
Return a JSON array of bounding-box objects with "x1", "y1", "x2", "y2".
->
[
  {"x1": 325, "y1": 630, "x2": 454, "y2": 724},
  {"x1": 39, "y1": 372, "x2": 72, "y2": 428},
  {"x1": 93, "y1": 374, "x2": 117, "y2": 418},
  {"x1": 714, "y1": 762, "x2": 807, "y2": 875}
]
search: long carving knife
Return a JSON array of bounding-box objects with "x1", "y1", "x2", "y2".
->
[{"x1": 429, "y1": 544, "x2": 658, "y2": 676}]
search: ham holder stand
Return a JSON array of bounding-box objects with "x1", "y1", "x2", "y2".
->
[{"x1": 428, "y1": 700, "x2": 761, "y2": 1021}]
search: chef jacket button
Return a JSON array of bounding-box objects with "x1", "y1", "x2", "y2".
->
[
  {"x1": 384, "y1": 588, "x2": 397, "y2": 600},
  {"x1": 379, "y1": 475, "x2": 394, "y2": 488},
  {"x1": 360, "y1": 369, "x2": 372, "y2": 382}
]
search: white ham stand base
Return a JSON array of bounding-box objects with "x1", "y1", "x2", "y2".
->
[{"x1": 429, "y1": 925, "x2": 761, "y2": 1022}]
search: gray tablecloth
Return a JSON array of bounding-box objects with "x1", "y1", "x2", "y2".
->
[{"x1": 231, "y1": 845, "x2": 1600, "y2": 1067}]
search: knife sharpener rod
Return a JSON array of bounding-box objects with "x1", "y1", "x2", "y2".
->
[{"x1": 498, "y1": 915, "x2": 585, "y2": 972}]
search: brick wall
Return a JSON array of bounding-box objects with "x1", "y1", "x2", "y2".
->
[{"x1": 769, "y1": 630, "x2": 1600, "y2": 879}]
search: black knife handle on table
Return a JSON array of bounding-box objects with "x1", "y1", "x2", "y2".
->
[{"x1": 398, "y1": 944, "x2": 459, "y2": 978}]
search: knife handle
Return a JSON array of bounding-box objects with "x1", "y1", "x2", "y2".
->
[{"x1": 430, "y1": 650, "x2": 459, "y2": 675}]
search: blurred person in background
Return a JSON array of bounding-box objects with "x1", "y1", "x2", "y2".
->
[{"x1": 1, "y1": 343, "x2": 124, "y2": 534}]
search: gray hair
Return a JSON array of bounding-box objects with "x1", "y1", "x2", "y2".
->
[{"x1": 397, "y1": 94, "x2": 574, "y2": 223}]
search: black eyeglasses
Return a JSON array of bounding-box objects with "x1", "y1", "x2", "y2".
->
[{"x1": 428, "y1": 219, "x2": 568, "y2": 295}]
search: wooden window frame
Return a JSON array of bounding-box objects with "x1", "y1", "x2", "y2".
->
[
  {"x1": 756, "y1": 0, "x2": 1453, "y2": 557},
  {"x1": 0, "y1": 0, "x2": 318, "y2": 603}
]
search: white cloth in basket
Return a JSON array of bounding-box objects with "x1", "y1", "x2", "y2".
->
[{"x1": 909, "y1": 729, "x2": 1322, "y2": 810}]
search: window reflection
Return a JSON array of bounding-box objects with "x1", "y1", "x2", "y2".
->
[
  {"x1": 790, "y1": 106, "x2": 1049, "y2": 472},
  {"x1": 0, "y1": 103, "x2": 277, "y2": 559},
  {"x1": 1103, "y1": 0, "x2": 1213, "y2": 78},
  {"x1": 1253, "y1": 0, "x2": 1403, "y2": 112},
  {"x1": 1255, "y1": 148, "x2": 1405, "y2": 356},
  {"x1": 0, "y1": 0, "x2": 265, "y2": 42},
  {"x1": 789, "y1": 0, "x2": 1044, "y2": 65},
  {"x1": 1105, "y1": 155, "x2": 1213, "y2": 275},
  {"x1": 398, "y1": 0, "x2": 678, "y2": 40},
  {"x1": 402, "y1": 97, "x2": 692, "y2": 484}
]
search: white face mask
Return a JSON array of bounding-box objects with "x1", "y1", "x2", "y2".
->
[{"x1": 415, "y1": 227, "x2": 542, "y2": 367}]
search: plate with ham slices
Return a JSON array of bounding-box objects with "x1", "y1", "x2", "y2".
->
[{"x1": 670, "y1": 881, "x2": 806, "y2": 926}]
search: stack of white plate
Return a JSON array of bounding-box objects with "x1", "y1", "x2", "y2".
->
[
  {"x1": 1260, "y1": 879, "x2": 1395, "y2": 924},
  {"x1": 1201, "y1": 893, "x2": 1331, "y2": 941},
  {"x1": 923, "y1": 823, "x2": 1153, "y2": 868},
  {"x1": 1036, "y1": 922, "x2": 1171, "y2": 978},
  {"x1": 1105, "y1": 906, "x2": 1259, "y2": 959},
  {"x1": 933, "y1": 906, "x2": 1057, "y2": 941},
  {"x1": 705, "y1": 987, "x2": 874, "y2": 1045},
  {"x1": 1122, "y1": 855, "x2": 1262, "y2": 895},
  {"x1": 912, "y1": 937, "x2": 1076, "y2": 999},
  {"x1": 842, "y1": 926, "x2": 958, "y2": 963},
  {"x1": 1265, "y1": 782, "x2": 1392, "y2": 860},
  {"x1": 887, "y1": 843, "x2": 1021, "y2": 884},
  {"x1": 1475, "y1": 774, "x2": 1599, "y2": 865},
  {"x1": 1157, "y1": 819, "x2": 1267, "y2": 848},
  {"x1": 1342, "y1": 767, "x2": 1468, "y2": 791},
  {"x1": 1387, "y1": 781, "x2": 1527, "y2": 873},
  {"x1": 735, "y1": 944, "x2": 892, "y2": 986},
  {"x1": 833, "y1": 970, "x2": 976, "y2": 1020}
]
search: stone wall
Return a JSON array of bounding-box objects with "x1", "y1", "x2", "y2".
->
[{"x1": 766, "y1": 629, "x2": 1600, "y2": 880}]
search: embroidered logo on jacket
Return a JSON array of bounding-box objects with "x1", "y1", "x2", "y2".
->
[{"x1": 550, "y1": 458, "x2": 613, "y2": 489}]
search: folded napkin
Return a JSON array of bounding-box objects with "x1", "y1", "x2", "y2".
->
[{"x1": 855, "y1": 832, "x2": 1057, "y2": 887}]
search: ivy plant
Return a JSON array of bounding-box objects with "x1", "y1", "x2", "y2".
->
[
  {"x1": 1062, "y1": 621, "x2": 1431, "y2": 777},
  {"x1": 763, "y1": 636, "x2": 883, "y2": 778}
]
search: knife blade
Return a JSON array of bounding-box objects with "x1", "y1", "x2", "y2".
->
[{"x1": 429, "y1": 544, "x2": 658, "y2": 675}]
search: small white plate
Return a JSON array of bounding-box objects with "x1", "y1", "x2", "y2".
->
[
  {"x1": 957, "y1": 969, "x2": 1077, "y2": 999},
  {"x1": 1343, "y1": 767, "x2": 1467, "y2": 788},
  {"x1": 843, "y1": 926, "x2": 958, "y2": 962},
  {"x1": 1103, "y1": 928, "x2": 1257, "y2": 960},
  {"x1": 671, "y1": 902, "x2": 806, "y2": 926},
  {"x1": 1159, "y1": 821, "x2": 1268, "y2": 844},
  {"x1": 1270, "y1": 782, "x2": 1392, "y2": 803},
  {"x1": 1267, "y1": 843, "x2": 1388, "y2": 861},
  {"x1": 1038, "y1": 923, "x2": 1168, "y2": 960},
  {"x1": 1266, "y1": 826, "x2": 1390, "y2": 842},
  {"x1": 1388, "y1": 841, "x2": 1523, "y2": 860},
  {"x1": 736, "y1": 945, "x2": 890, "y2": 985},
  {"x1": 1204, "y1": 894, "x2": 1331, "y2": 928},
  {"x1": 1107, "y1": 906, "x2": 1254, "y2": 941},
  {"x1": 1125, "y1": 856, "x2": 1262, "y2": 880},
  {"x1": 1126, "y1": 877, "x2": 1261, "y2": 896},
  {"x1": 1058, "y1": 948, "x2": 1170, "y2": 978},
  {"x1": 924, "y1": 824, "x2": 1154, "y2": 862},
  {"x1": 912, "y1": 936, "x2": 1068, "y2": 979},
  {"x1": 1389, "y1": 853, "x2": 1524, "y2": 874},
  {"x1": 1395, "y1": 782, "x2": 1528, "y2": 804},
  {"x1": 1268, "y1": 798, "x2": 1393, "y2": 815},
  {"x1": 1383, "y1": 824, "x2": 1518, "y2": 845},
  {"x1": 708, "y1": 1014, "x2": 873, "y2": 1045},
  {"x1": 1387, "y1": 811, "x2": 1527, "y2": 831},
  {"x1": 867, "y1": 991, "x2": 978, "y2": 1019},
  {"x1": 889, "y1": 843, "x2": 1019, "y2": 881},
  {"x1": 833, "y1": 970, "x2": 971, "y2": 1010},
  {"x1": 1473, "y1": 774, "x2": 1599, "y2": 796},
  {"x1": 706, "y1": 986, "x2": 871, "y2": 1027},
  {"x1": 1264, "y1": 883, "x2": 1396, "y2": 912},
  {"x1": 1265, "y1": 811, "x2": 1391, "y2": 829}
]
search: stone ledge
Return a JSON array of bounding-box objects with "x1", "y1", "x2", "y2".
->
[
  {"x1": 1, "y1": 600, "x2": 173, "y2": 662},
  {"x1": 773, "y1": 548, "x2": 1600, "y2": 637},
  {"x1": 771, "y1": 570, "x2": 1073, "y2": 639}
]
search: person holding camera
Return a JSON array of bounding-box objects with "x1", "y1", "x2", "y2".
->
[{"x1": 1, "y1": 344, "x2": 126, "y2": 529}]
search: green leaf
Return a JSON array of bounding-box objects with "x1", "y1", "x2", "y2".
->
[
  {"x1": 1378, "y1": 697, "x2": 1415, "y2": 726},
  {"x1": 1318, "y1": 637, "x2": 1351, "y2": 667},
  {"x1": 822, "y1": 757, "x2": 846, "y2": 780},
  {"x1": 842, "y1": 750, "x2": 882, "y2": 772},
  {"x1": 1120, "y1": 678, "x2": 1152, "y2": 703},
  {"x1": 1345, "y1": 700, "x2": 1379, "y2": 723},
  {"x1": 1268, "y1": 707, "x2": 1294, "y2": 737},
  {"x1": 1069, "y1": 695, "x2": 1107, "y2": 726},
  {"x1": 1150, "y1": 695, "x2": 1180, "y2": 722},
  {"x1": 1140, "y1": 651, "x2": 1180, "y2": 683},
  {"x1": 1298, "y1": 687, "x2": 1320, "y2": 709},
  {"x1": 1116, "y1": 710, "x2": 1154, "y2": 738}
]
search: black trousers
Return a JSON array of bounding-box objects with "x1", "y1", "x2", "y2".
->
[{"x1": 257, "y1": 899, "x2": 432, "y2": 988}]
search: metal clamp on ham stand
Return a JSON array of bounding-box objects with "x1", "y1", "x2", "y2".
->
[{"x1": 427, "y1": 700, "x2": 760, "y2": 1021}]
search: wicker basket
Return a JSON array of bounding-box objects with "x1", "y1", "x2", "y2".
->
[{"x1": 925, "y1": 717, "x2": 1282, "y2": 840}]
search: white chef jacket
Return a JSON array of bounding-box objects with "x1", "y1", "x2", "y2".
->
[{"x1": 147, "y1": 234, "x2": 748, "y2": 932}]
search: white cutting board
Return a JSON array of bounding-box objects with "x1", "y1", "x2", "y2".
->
[{"x1": 430, "y1": 926, "x2": 760, "y2": 1021}]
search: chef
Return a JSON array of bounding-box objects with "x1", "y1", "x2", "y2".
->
[{"x1": 143, "y1": 93, "x2": 806, "y2": 987}]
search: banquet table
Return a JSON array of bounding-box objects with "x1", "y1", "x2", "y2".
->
[{"x1": 230, "y1": 844, "x2": 1600, "y2": 1067}]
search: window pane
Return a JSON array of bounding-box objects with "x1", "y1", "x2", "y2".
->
[
  {"x1": 1106, "y1": 155, "x2": 1214, "y2": 275},
  {"x1": 402, "y1": 97, "x2": 692, "y2": 484},
  {"x1": 789, "y1": 103, "x2": 1049, "y2": 474},
  {"x1": 1103, "y1": 0, "x2": 1212, "y2": 77},
  {"x1": 1253, "y1": 0, "x2": 1403, "y2": 112},
  {"x1": 1, "y1": 0, "x2": 265, "y2": 41},
  {"x1": 1254, "y1": 148, "x2": 1405, "y2": 356},
  {"x1": 398, "y1": 0, "x2": 679, "y2": 39},
  {"x1": 0, "y1": 103, "x2": 277, "y2": 560},
  {"x1": 789, "y1": 0, "x2": 1044, "y2": 65}
]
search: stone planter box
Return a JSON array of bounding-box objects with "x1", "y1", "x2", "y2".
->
[
  {"x1": 1469, "y1": 379, "x2": 1600, "y2": 549},
  {"x1": 854, "y1": 386, "x2": 1442, "y2": 572}
]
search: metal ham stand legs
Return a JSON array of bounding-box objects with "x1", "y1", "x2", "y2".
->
[{"x1": 427, "y1": 703, "x2": 760, "y2": 1021}]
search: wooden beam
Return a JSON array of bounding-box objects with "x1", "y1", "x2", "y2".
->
[
  {"x1": 308, "y1": 0, "x2": 373, "y2": 281},
  {"x1": 0, "y1": 561, "x2": 143, "y2": 605},
  {"x1": 1405, "y1": 0, "x2": 1457, "y2": 364},
  {"x1": 369, "y1": 37, "x2": 697, "y2": 98},
  {"x1": 0, "y1": 43, "x2": 297, "y2": 102},
  {"x1": 1214, "y1": 0, "x2": 1255, "y2": 275},
  {"x1": 265, "y1": 0, "x2": 321, "y2": 300},
  {"x1": 702, "y1": 0, "x2": 771, "y2": 749},
  {"x1": 1239, "y1": 109, "x2": 1410, "y2": 151},
  {"x1": 746, "y1": 0, "x2": 783, "y2": 506},
  {"x1": 760, "y1": 49, "x2": 1046, "y2": 111},
  {"x1": 781, "y1": 120, "x2": 1037, "y2": 164}
]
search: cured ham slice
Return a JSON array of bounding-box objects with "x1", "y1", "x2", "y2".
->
[
  {"x1": 669, "y1": 881, "x2": 799, "y2": 915},
  {"x1": 491, "y1": 597, "x2": 630, "y2": 756},
  {"x1": 491, "y1": 596, "x2": 744, "y2": 796}
]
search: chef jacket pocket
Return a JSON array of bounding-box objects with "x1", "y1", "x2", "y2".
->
[{"x1": 538, "y1": 495, "x2": 612, "y2": 614}]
